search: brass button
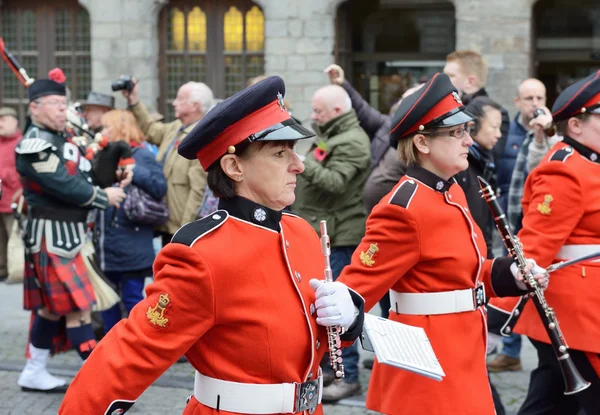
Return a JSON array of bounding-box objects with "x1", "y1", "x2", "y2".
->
[
  {"x1": 285, "y1": 240, "x2": 290, "y2": 249},
  {"x1": 295, "y1": 271, "x2": 301, "y2": 282},
  {"x1": 316, "y1": 339, "x2": 321, "y2": 349}
]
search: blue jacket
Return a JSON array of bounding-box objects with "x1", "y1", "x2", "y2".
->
[
  {"x1": 97, "y1": 146, "x2": 167, "y2": 272},
  {"x1": 496, "y1": 114, "x2": 528, "y2": 212}
]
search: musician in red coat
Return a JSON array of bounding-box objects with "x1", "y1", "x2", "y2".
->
[
  {"x1": 499, "y1": 70, "x2": 600, "y2": 415},
  {"x1": 58, "y1": 76, "x2": 365, "y2": 415},
  {"x1": 337, "y1": 73, "x2": 547, "y2": 415}
]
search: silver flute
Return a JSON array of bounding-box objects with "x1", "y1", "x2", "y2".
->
[{"x1": 319, "y1": 220, "x2": 345, "y2": 379}]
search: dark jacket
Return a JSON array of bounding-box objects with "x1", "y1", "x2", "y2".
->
[
  {"x1": 454, "y1": 144, "x2": 496, "y2": 257},
  {"x1": 463, "y1": 88, "x2": 510, "y2": 165},
  {"x1": 497, "y1": 114, "x2": 528, "y2": 213},
  {"x1": 294, "y1": 110, "x2": 371, "y2": 247},
  {"x1": 341, "y1": 80, "x2": 391, "y2": 170},
  {"x1": 339, "y1": 80, "x2": 407, "y2": 212},
  {"x1": 97, "y1": 145, "x2": 167, "y2": 272}
]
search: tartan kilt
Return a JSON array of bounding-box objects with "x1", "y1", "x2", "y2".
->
[{"x1": 23, "y1": 240, "x2": 97, "y2": 316}]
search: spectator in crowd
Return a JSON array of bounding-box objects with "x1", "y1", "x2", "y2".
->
[
  {"x1": 95, "y1": 109, "x2": 167, "y2": 334},
  {"x1": 81, "y1": 91, "x2": 115, "y2": 133},
  {"x1": 293, "y1": 84, "x2": 371, "y2": 401},
  {"x1": 456, "y1": 96, "x2": 503, "y2": 257},
  {"x1": 122, "y1": 79, "x2": 213, "y2": 246},
  {"x1": 488, "y1": 79, "x2": 552, "y2": 373},
  {"x1": 0, "y1": 107, "x2": 22, "y2": 282},
  {"x1": 443, "y1": 50, "x2": 509, "y2": 163}
]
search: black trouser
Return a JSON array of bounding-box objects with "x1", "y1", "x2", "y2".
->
[
  {"x1": 518, "y1": 338, "x2": 600, "y2": 415},
  {"x1": 490, "y1": 376, "x2": 506, "y2": 415}
]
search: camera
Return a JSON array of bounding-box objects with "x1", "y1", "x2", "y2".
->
[{"x1": 111, "y1": 75, "x2": 135, "y2": 92}]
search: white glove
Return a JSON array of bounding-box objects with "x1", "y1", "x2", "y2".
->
[
  {"x1": 510, "y1": 259, "x2": 549, "y2": 290},
  {"x1": 309, "y1": 279, "x2": 357, "y2": 331}
]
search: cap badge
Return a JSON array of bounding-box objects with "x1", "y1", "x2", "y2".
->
[
  {"x1": 452, "y1": 91, "x2": 462, "y2": 104},
  {"x1": 277, "y1": 92, "x2": 286, "y2": 112},
  {"x1": 146, "y1": 293, "x2": 170, "y2": 328},
  {"x1": 253, "y1": 207, "x2": 267, "y2": 222},
  {"x1": 537, "y1": 194, "x2": 553, "y2": 216},
  {"x1": 360, "y1": 243, "x2": 379, "y2": 267}
]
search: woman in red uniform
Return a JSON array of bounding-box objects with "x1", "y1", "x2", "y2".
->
[
  {"x1": 337, "y1": 73, "x2": 546, "y2": 415},
  {"x1": 59, "y1": 76, "x2": 364, "y2": 415}
]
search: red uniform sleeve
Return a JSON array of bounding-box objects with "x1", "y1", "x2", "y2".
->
[
  {"x1": 338, "y1": 202, "x2": 420, "y2": 311},
  {"x1": 59, "y1": 243, "x2": 216, "y2": 415},
  {"x1": 518, "y1": 162, "x2": 583, "y2": 267}
]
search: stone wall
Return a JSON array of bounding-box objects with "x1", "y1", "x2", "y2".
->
[
  {"x1": 78, "y1": 0, "x2": 161, "y2": 110},
  {"x1": 454, "y1": 0, "x2": 535, "y2": 117},
  {"x1": 257, "y1": 0, "x2": 344, "y2": 124}
]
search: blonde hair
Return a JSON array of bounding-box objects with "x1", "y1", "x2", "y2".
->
[
  {"x1": 397, "y1": 134, "x2": 421, "y2": 166},
  {"x1": 446, "y1": 50, "x2": 488, "y2": 88},
  {"x1": 101, "y1": 109, "x2": 145, "y2": 145}
]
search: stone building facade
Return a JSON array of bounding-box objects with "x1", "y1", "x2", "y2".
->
[{"x1": 1, "y1": 0, "x2": 599, "y2": 124}]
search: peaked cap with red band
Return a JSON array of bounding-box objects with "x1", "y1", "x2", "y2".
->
[
  {"x1": 178, "y1": 76, "x2": 314, "y2": 169},
  {"x1": 389, "y1": 72, "x2": 474, "y2": 146},
  {"x1": 552, "y1": 70, "x2": 600, "y2": 122}
]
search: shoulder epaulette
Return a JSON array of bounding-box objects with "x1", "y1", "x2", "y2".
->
[
  {"x1": 389, "y1": 179, "x2": 418, "y2": 208},
  {"x1": 171, "y1": 210, "x2": 228, "y2": 247},
  {"x1": 15, "y1": 138, "x2": 54, "y2": 154},
  {"x1": 549, "y1": 146, "x2": 574, "y2": 163}
]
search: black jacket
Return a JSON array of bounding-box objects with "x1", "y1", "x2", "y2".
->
[{"x1": 454, "y1": 144, "x2": 496, "y2": 258}]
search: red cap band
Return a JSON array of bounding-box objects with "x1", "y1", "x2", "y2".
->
[
  {"x1": 406, "y1": 93, "x2": 463, "y2": 136},
  {"x1": 582, "y1": 91, "x2": 600, "y2": 112},
  {"x1": 197, "y1": 100, "x2": 290, "y2": 170}
]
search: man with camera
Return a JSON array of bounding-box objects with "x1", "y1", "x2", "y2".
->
[
  {"x1": 15, "y1": 74, "x2": 127, "y2": 392},
  {"x1": 119, "y1": 76, "x2": 214, "y2": 245}
]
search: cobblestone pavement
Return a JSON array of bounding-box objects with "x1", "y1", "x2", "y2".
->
[{"x1": 0, "y1": 282, "x2": 533, "y2": 414}]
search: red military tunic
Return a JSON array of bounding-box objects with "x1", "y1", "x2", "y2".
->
[
  {"x1": 59, "y1": 197, "x2": 362, "y2": 415},
  {"x1": 338, "y1": 165, "x2": 523, "y2": 415},
  {"x1": 506, "y1": 139, "x2": 600, "y2": 354}
]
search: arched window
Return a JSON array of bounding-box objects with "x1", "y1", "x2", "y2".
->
[
  {"x1": 159, "y1": 0, "x2": 265, "y2": 121},
  {"x1": 0, "y1": 0, "x2": 91, "y2": 126}
]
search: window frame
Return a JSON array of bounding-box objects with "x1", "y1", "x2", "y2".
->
[
  {"x1": 158, "y1": 0, "x2": 265, "y2": 119},
  {"x1": 0, "y1": 0, "x2": 91, "y2": 127}
]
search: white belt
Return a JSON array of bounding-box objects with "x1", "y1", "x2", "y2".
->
[
  {"x1": 557, "y1": 244, "x2": 600, "y2": 261},
  {"x1": 390, "y1": 284, "x2": 486, "y2": 316},
  {"x1": 193, "y1": 370, "x2": 323, "y2": 414}
]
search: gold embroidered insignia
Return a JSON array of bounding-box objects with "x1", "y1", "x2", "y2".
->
[
  {"x1": 146, "y1": 293, "x2": 171, "y2": 328},
  {"x1": 537, "y1": 194, "x2": 553, "y2": 216},
  {"x1": 360, "y1": 243, "x2": 379, "y2": 267}
]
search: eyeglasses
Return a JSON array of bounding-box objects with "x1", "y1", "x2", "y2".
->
[{"x1": 423, "y1": 125, "x2": 469, "y2": 139}]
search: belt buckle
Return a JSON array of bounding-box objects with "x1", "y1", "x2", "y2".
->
[
  {"x1": 473, "y1": 284, "x2": 486, "y2": 308},
  {"x1": 294, "y1": 379, "x2": 320, "y2": 413}
]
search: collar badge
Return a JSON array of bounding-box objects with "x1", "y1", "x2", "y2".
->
[{"x1": 253, "y1": 207, "x2": 267, "y2": 222}]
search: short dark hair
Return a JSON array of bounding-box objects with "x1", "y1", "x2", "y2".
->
[
  {"x1": 207, "y1": 139, "x2": 296, "y2": 200},
  {"x1": 556, "y1": 113, "x2": 590, "y2": 136},
  {"x1": 464, "y1": 96, "x2": 501, "y2": 120}
]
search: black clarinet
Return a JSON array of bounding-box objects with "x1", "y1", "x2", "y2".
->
[{"x1": 478, "y1": 177, "x2": 589, "y2": 395}]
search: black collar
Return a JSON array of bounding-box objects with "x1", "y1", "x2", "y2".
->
[
  {"x1": 562, "y1": 136, "x2": 600, "y2": 163},
  {"x1": 218, "y1": 196, "x2": 282, "y2": 232},
  {"x1": 406, "y1": 165, "x2": 453, "y2": 193}
]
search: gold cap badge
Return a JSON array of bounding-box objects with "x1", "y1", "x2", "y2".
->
[
  {"x1": 537, "y1": 194, "x2": 553, "y2": 216},
  {"x1": 146, "y1": 293, "x2": 171, "y2": 328},
  {"x1": 360, "y1": 243, "x2": 379, "y2": 267}
]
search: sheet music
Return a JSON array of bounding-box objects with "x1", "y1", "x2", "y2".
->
[{"x1": 363, "y1": 313, "x2": 445, "y2": 381}]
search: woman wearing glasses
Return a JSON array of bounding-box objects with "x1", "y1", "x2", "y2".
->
[{"x1": 337, "y1": 73, "x2": 547, "y2": 415}]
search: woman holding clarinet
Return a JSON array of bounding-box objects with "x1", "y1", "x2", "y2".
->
[{"x1": 337, "y1": 73, "x2": 548, "y2": 415}]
